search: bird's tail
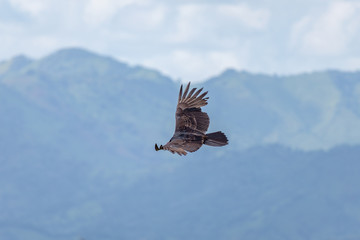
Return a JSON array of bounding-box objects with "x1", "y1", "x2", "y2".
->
[{"x1": 204, "y1": 131, "x2": 228, "y2": 146}]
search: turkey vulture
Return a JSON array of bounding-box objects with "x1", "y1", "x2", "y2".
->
[{"x1": 155, "y1": 82, "x2": 228, "y2": 156}]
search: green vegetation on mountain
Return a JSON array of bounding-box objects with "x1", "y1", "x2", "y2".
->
[{"x1": 1, "y1": 48, "x2": 360, "y2": 240}]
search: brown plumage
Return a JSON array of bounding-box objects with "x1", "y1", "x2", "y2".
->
[{"x1": 155, "y1": 82, "x2": 228, "y2": 156}]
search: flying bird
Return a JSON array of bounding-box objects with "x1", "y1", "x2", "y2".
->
[{"x1": 155, "y1": 82, "x2": 228, "y2": 156}]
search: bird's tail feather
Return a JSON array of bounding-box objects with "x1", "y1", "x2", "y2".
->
[{"x1": 204, "y1": 131, "x2": 228, "y2": 146}]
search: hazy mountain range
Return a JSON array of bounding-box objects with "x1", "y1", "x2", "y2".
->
[
  {"x1": 2, "y1": 48, "x2": 360, "y2": 152},
  {"x1": 0, "y1": 48, "x2": 359, "y2": 240}
]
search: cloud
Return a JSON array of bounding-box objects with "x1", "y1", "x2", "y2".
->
[
  {"x1": 84, "y1": 0, "x2": 146, "y2": 25},
  {"x1": 167, "y1": 3, "x2": 271, "y2": 43},
  {"x1": 9, "y1": 0, "x2": 48, "y2": 16},
  {"x1": 166, "y1": 5, "x2": 203, "y2": 43},
  {"x1": 291, "y1": 1, "x2": 360, "y2": 55},
  {"x1": 141, "y1": 50, "x2": 246, "y2": 83},
  {"x1": 343, "y1": 57, "x2": 360, "y2": 70},
  {"x1": 2, "y1": 0, "x2": 359, "y2": 82},
  {"x1": 117, "y1": 4, "x2": 167, "y2": 30},
  {"x1": 218, "y1": 4, "x2": 270, "y2": 29}
]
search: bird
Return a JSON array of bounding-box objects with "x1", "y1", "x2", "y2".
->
[{"x1": 155, "y1": 82, "x2": 228, "y2": 156}]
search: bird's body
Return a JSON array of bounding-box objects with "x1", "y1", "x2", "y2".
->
[{"x1": 155, "y1": 82, "x2": 228, "y2": 156}]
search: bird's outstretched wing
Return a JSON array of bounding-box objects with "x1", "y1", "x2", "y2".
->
[
  {"x1": 175, "y1": 82, "x2": 210, "y2": 134},
  {"x1": 162, "y1": 145, "x2": 188, "y2": 156},
  {"x1": 155, "y1": 143, "x2": 187, "y2": 156},
  {"x1": 162, "y1": 133, "x2": 204, "y2": 156}
]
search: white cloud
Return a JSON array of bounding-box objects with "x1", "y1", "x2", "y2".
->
[
  {"x1": 167, "y1": 3, "x2": 271, "y2": 43},
  {"x1": 166, "y1": 5, "x2": 204, "y2": 43},
  {"x1": 9, "y1": 0, "x2": 48, "y2": 16},
  {"x1": 2, "y1": 0, "x2": 360, "y2": 81},
  {"x1": 119, "y1": 4, "x2": 167, "y2": 30},
  {"x1": 142, "y1": 50, "x2": 246, "y2": 83},
  {"x1": 343, "y1": 57, "x2": 360, "y2": 70},
  {"x1": 84, "y1": 0, "x2": 146, "y2": 25},
  {"x1": 291, "y1": 1, "x2": 360, "y2": 55},
  {"x1": 218, "y1": 4, "x2": 270, "y2": 29}
]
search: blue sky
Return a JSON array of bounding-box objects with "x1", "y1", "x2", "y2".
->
[{"x1": 1, "y1": 0, "x2": 360, "y2": 82}]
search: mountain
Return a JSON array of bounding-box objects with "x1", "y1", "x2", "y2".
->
[
  {"x1": 0, "y1": 48, "x2": 177, "y2": 158},
  {"x1": 0, "y1": 48, "x2": 360, "y2": 240},
  {"x1": 203, "y1": 69, "x2": 360, "y2": 150},
  {"x1": 2, "y1": 49, "x2": 360, "y2": 151}
]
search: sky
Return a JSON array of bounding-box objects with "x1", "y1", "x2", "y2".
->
[{"x1": 0, "y1": 0, "x2": 360, "y2": 82}]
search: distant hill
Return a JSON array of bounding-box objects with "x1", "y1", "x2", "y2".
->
[
  {"x1": 1, "y1": 48, "x2": 360, "y2": 240},
  {"x1": 0, "y1": 48, "x2": 177, "y2": 159},
  {"x1": 2, "y1": 48, "x2": 360, "y2": 151},
  {"x1": 0, "y1": 142, "x2": 359, "y2": 240},
  {"x1": 203, "y1": 69, "x2": 360, "y2": 150}
]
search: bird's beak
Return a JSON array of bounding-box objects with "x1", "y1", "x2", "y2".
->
[{"x1": 155, "y1": 144, "x2": 163, "y2": 151}]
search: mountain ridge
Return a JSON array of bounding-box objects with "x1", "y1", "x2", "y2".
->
[
  {"x1": 2, "y1": 47, "x2": 360, "y2": 151},
  {"x1": 1, "y1": 47, "x2": 360, "y2": 240},
  {"x1": 3, "y1": 47, "x2": 360, "y2": 83}
]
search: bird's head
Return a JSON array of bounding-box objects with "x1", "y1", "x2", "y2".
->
[{"x1": 155, "y1": 143, "x2": 164, "y2": 151}]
